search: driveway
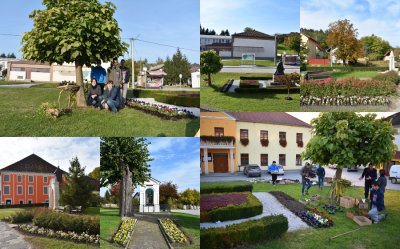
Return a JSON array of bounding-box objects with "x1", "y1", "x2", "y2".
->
[
  {"x1": 201, "y1": 167, "x2": 400, "y2": 191},
  {"x1": 221, "y1": 65, "x2": 300, "y2": 74}
]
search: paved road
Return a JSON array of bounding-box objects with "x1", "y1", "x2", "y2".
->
[
  {"x1": 0, "y1": 222, "x2": 31, "y2": 249},
  {"x1": 0, "y1": 84, "x2": 34, "y2": 88},
  {"x1": 221, "y1": 65, "x2": 300, "y2": 74},
  {"x1": 170, "y1": 209, "x2": 200, "y2": 216},
  {"x1": 201, "y1": 167, "x2": 400, "y2": 191},
  {"x1": 129, "y1": 213, "x2": 169, "y2": 249}
]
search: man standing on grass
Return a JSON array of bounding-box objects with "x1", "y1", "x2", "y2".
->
[
  {"x1": 368, "y1": 182, "x2": 387, "y2": 224},
  {"x1": 359, "y1": 163, "x2": 377, "y2": 199},
  {"x1": 316, "y1": 165, "x2": 325, "y2": 190},
  {"x1": 301, "y1": 162, "x2": 313, "y2": 196},
  {"x1": 268, "y1": 161, "x2": 279, "y2": 185}
]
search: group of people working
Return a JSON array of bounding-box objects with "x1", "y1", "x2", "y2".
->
[{"x1": 87, "y1": 58, "x2": 130, "y2": 112}]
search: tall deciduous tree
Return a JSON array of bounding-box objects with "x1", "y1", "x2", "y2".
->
[
  {"x1": 327, "y1": 19, "x2": 363, "y2": 65},
  {"x1": 88, "y1": 167, "x2": 100, "y2": 180},
  {"x1": 60, "y1": 157, "x2": 93, "y2": 208},
  {"x1": 100, "y1": 137, "x2": 152, "y2": 217},
  {"x1": 21, "y1": 0, "x2": 128, "y2": 107},
  {"x1": 180, "y1": 189, "x2": 200, "y2": 206},
  {"x1": 284, "y1": 33, "x2": 301, "y2": 54},
  {"x1": 302, "y1": 112, "x2": 397, "y2": 200},
  {"x1": 159, "y1": 181, "x2": 179, "y2": 204},
  {"x1": 200, "y1": 50, "x2": 223, "y2": 86},
  {"x1": 360, "y1": 34, "x2": 392, "y2": 60}
]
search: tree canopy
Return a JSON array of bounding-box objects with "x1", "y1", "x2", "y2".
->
[
  {"x1": 180, "y1": 189, "x2": 200, "y2": 206},
  {"x1": 164, "y1": 49, "x2": 191, "y2": 84},
  {"x1": 88, "y1": 167, "x2": 100, "y2": 180},
  {"x1": 159, "y1": 181, "x2": 179, "y2": 205},
  {"x1": 200, "y1": 50, "x2": 223, "y2": 86},
  {"x1": 284, "y1": 33, "x2": 301, "y2": 54},
  {"x1": 360, "y1": 34, "x2": 392, "y2": 60}
]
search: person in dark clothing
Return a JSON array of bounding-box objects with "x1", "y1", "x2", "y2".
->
[
  {"x1": 119, "y1": 59, "x2": 130, "y2": 104},
  {"x1": 102, "y1": 80, "x2": 121, "y2": 113},
  {"x1": 301, "y1": 162, "x2": 313, "y2": 196},
  {"x1": 376, "y1": 169, "x2": 387, "y2": 193},
  {"x1": 87, "y1": 78, "x2": 102, "y2": 108},
  {"x1": 359, "y1": 163, "x2": 377, "y2": 199},
  {"x1": 368, "y1": 182, "x2": 387, "y2": 223},
  {"x1": 316, "y1": 165, "x2": 325, "y2": 190}
]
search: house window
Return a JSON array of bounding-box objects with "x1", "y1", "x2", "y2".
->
[
  {"x1": 19, "y1": 200, "x2": 24, "y2": 205},
  {"x1": 214, "y1": 127, "x2": 224, "y2": 137},
  {"x1": 31, "y1": 68, "x2": 50, "y2": 73},
  {"x1": 240, "y1": 129, "x2": 249, "y2": 139},
  {"x1": 28, "y1": 176, "x2": 34, "y2": 183},
  {"x1": 296, "y1": 154, "x2": 302, "y2": 166},
  {"x1": 279, "y1": 132, "x2": 286, "y2": 140},
  {"x1": 45, "y1": 199, "x2": 49, "y2": 203},
  {"x1": 43, "y1": 186, "x2": 48, "y2": 195},
  {"x1": 261, "y1": 154, "x2": 268, "y2": 166},
  {"x1": 17, "y1": 186, "x2": 23, "y2": 195},
  {"x1": 260, "y1": 130, "x2": 268, "y2": 140},
  {"x1": 28, "y1": 186, "x2": 34, "y2": 195},
  {"x1": 241, "y1": 154, "x2": 249, "y2": 165},
  {"x1": 44, "y1": 176, "x2": 48, "y2": 183},
  {"x1": 3, "y1": 186, "x2": 10, "y2": 195},
  {"x1": 296, "y1": 133, "x2": 303, "y2": 142},
  {"x1": 3, "y1": 175, "x2": 10, "y2": 182},
  {"x1": 279, "y1": 154, "x2": 286, "y2": 166},
  {"x1": 17, "y1": 175, "x2": 22, "y2": 183}
]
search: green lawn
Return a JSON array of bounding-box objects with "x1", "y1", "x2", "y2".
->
[
  {"x1": 25, "y1": 237, "x2": 98, "y2": 249},
  {"x1": 84, "y1": 207, "x2": 100, "y2": 215},
  {"x1": 0, "y1": 207, "x2": 33, "y2": 220},
  {"x1": 100, "y1": 208, "x2": 121, "y2": 249},
  {"x1": 200, "y1": 73, "x2": 300, "y2": 111},
  {"x1": 200, "y1": 181, "x2": 400, "y2": 249},
  {"x1": 0, "y1": 84, "x2": 199, "y2": 136},
  {"x1": 222, "y1": 60, "x2": 275, "y2": 67},
  {"x1": 331, "y1": 71, "x2": 380, "y2": 79},
  {"x1": 171, "y1": 212, "x2": 200, "y2": 249}
]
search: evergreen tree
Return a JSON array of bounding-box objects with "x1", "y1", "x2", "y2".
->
[
  {"x1": 60, "y1": 157, "x2": 93, "y2": 208},
  {"x1": 9, "y1": 53, "x2": 16, "y2": 58},
  {"x1": 0, "y1": 53, "x2": 5, "y2": 58},
  {"x1": 220, "y1": 30, "x2": 225, "y2": 36},
  {"x1": 164, "y1": 49, "x2": 191, "y2": 85},
  {"x1": 225, "y1": 29, "x2": 230, "y2": 36}
]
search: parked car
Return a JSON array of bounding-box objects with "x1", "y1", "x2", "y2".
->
[
  {"x1": 244, "y1": 164, "x2": 262, "y2": 177},
  {"x1": 347, "y1": 165, "x2": 358, "y2": 172},
  {"x1": 389, "y1": 165, "x2": 400, "y2": 184},
  {"x1": 267, "y1": 165, "x2": 285, "y2": 175}
]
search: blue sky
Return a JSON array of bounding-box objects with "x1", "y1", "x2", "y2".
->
[
  {"x1": 100, "y1": 137, "x2": 199, "y2": 196},
  {"x1": 201, "y1": 0, "x2": 300, "y2": 35},
  {"x1": 0, "y1": 0, "x2": 199, "y2": 63},
  {"x1": 0, "y1": 138, "x2": 100, "y2": 174},
  {"x1": 301, "y1": 0, "x2": 400, "y2": 47}
]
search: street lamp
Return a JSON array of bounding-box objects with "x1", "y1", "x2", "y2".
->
[{"x1": 179, "y1": 74, "x2": 182, "y2": 88}]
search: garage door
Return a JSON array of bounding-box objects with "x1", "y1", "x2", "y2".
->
[{"x1": 213, "y1": 153, "x2": 229, "y2": 173}]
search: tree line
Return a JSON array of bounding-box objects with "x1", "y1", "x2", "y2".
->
[{"x1": 0, "y1": 53, "x2": 16, "y2": 58}]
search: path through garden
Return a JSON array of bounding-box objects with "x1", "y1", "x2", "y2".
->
[{"x1": 0, "y1": 222, "x2": 31, "y2": 249}]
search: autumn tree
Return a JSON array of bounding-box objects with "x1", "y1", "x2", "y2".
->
[
  {"x1": 180, "y1": 189, "x2": 200, "y2": 206},
  {"x1": 302, "y1": 112, "x2": 397, "y2": 201},
  {"x1": 88, "y1": 167, "x2": 100, "y2": 180},
  {"x1": 200, "y1": 50, "x2": 223, "y2": 86},
  {"x1": 284, "y1": 33, "x2": 301, "y2": 54},
  {"x1": 101, "y1": 137, "x2": 152, "y2": 217},
  {"x1": 159, "y1": 181, "x2": 179, "y2": 205},
  {"x1": 21, "y1": 0, "x2": 128, "y2": 107},
  {"x1": 327, "y1": 19, "x2": 363, "y2": 65}
]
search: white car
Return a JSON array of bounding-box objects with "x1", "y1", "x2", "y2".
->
[
  {"x1": 389, "y1": 165, "x2": 400, "y2": 184},
  {"x1": 267, "y1": 165, "x2": 285, "y2": 175}
]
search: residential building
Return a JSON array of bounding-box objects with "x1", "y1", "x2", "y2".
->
[
  {"x1": 136, "y1": 64, "x2": 167, "y2": 88},
  {"x1": 200, "y1": 112, "x2": 312, "y2": 174},
  {"x1": 301, "y1": 33, "x2": 326, "y2": 60},
  {"x1": 0, "y1": 154, "x2": 66, "y2": 205},
  {"x1": 200, "y1": 35, "x2": 232, "y2": 53}
]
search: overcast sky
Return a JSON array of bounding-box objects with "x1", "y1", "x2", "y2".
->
[
  {"x1": 301, "y1": 0, "x2": 400, "y2": 47},
  {"x1": 0, "y1": 137, "x2": 99, "y2": 175}
]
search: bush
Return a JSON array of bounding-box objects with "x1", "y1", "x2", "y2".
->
[
  {"x1": 200, "y1": 215, "x2": 288, "y2": 249},
  {"x1": 0, "y1": 203, "x2": 48, "y2": 209},
  {"x1": 373, "y1": 71, "x2": 400, "y2": 85},
  {"x1": 201, "y1": 182, "x2": 253, "y2": 194},
  {"x1": 33, "y1": 211, "x2": 99, "y2": 235},
  {"x1": 307, "y1": 66, "x2": 387, "y2": 72},
  {"x1": 239, "y1": 80, "x2": 260, "y2": 89},
  {"x1": 201, "y1": 192, "x2": 263, "y2": 222},
  {"x1": 235, "y1": 87, "x2": 300, "y2": 94},
  {"x1": 240, "y1": 76, "x2": 273, "y2": 80},
  {"x1": 132, "y1": 89, "x2": 200, "y2": 107},
  {"x1": 10, "y1": 210, "x2": 34, "y2": 224}
]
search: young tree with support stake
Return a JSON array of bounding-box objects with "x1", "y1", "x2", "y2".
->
[
  {"x1": 100, "y1": 137, "x2": 152, "y2": 217},
  {"x1": 21, "y1": 0, "x2": 128, "y2": 107},
  {"x1": 302, "y1": 112, "x2": 397, "y2": 202}
]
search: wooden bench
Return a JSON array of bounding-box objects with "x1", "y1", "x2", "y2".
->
[{"x1": 71, "y1": 206, "x2": 82, "y2": 214}]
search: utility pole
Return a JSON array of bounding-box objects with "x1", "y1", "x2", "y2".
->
[{"x1": 130, "y1": 38, "x2": 135, "y2": 89}]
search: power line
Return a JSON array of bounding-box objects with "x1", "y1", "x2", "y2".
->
[{"x1": 0, "y1": 33, "x2": 22, "y2": 37}]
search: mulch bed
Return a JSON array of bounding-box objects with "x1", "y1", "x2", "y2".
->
[{"x1": 269, "y1": 191, "x2": 308, "y2": 214}]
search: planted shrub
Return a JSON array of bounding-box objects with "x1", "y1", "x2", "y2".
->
[
  {"x1": 373, "y1": 71, "x2": 400, "y2": 85},
  {"x1": 239, "y1": 80, "x2": 260, "y2": 89},
  {"x1": 240, "y1": 138, "x2": 249, "y2": 146},
  {"x1": 131, "y1": 89, "x2": 200, "y2": 107},
  {"x1": 201, "y1": 182, "x2": 253, "y2": 194},
  {"x1": 0, "y1": 203, "x2": 49, "y2": 209},
  {"x1": 279, "y1": 139, "x2": 287, "y2": 147},
  {"x1": 240, "y1": 76, "x2": 273, "y2": 80},
  {"x1": 200, "y1": 215, "x2": 288, "y2": 249},
  {"x1": 260, "y1": 139, "x2": 269, "y2": 147},
  {"x1": 235, "y1": 87, "x2": 300, "y2": 94},
  {"x1": 9, "y1": 210, "x2": 34, "y2": 224}
]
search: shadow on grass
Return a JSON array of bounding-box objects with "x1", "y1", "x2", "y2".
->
[{"x1": 185, "y1": 118, "x2": 200, "y2": 137}]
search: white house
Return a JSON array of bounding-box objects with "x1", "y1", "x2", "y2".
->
[
  {"x1": 200, "y1": 35, "x2": 232, "y2": 51},
  {"x1": 139, "y1": 177, "x2": 160, "y2": 213},
  {"x1": 231, "y1": 30, "x2": 276, "y2": 60},
  {"x1": 191, "y1": 71, "x2": 200, "y2": 88}
]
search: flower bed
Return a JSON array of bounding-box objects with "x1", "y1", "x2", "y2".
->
[
  {"x1": 301, "y1": 95, "x2": 390, "y2": 106},
  {"x1": 113, "y1": 217, "x2": 137, "y2": 246},
  {"x1": 126, "y1": 99, "x2": 196, "y2": 120},
  {"x1": 159, "y1": 218, "x2": 188, "y2": 244},
  {"x1": 297, "y1": 208, "x2": 333, "y2": 228},
  {"x1": 269, "y1": 191, "x2": 308, "y2": 214},
  {"x1": 201, "y1": 193, "x2": 248, "y2": 211},
  {"x1": 18, "y1": 224, "x2": 99, "y2": 244},
  {"x1": 239, "y1": 80, "x2": 260, "y2": 89},
  {"x1": 324, "y1": 204, "x2": 338, "y2": 214}
]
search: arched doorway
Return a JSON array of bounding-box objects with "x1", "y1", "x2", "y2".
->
[{"x1": 145, "y1": 188, "x2": 154, "y2": 206}]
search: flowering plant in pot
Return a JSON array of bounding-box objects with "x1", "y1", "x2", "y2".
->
[
  {"x1": 279, "y1": 139, "x2": 287, "y2": 147},
  {"x1": 240, "y1": 138, "x2": 249, "y2": 146},
  {"x1": 260, "y1": 139, "x2": 269, "y2": 147},
  {"x1": 297, "y1": 141, "x2": 303, "y2": 147}
]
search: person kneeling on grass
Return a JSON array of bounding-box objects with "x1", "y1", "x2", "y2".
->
[
  {"x1": 301, "y1": 162, "x2": 313, "y2": 196},
  {"x1": 368, "y1": 182, "x2": 387, "y2": 224},
  {"x1": 87, "y1": 78, "x2": 102, "y2": 108},
  {"x1": 102, "y1": 80, "x2": 121, "y2": 113}
]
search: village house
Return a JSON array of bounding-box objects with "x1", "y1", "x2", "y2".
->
[{"x1": 301, "y1": 32, "x2": 328, "y2": 65}]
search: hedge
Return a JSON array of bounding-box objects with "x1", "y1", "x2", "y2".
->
[
  {"x1": 200, "y1": 215, "x2": 288, "y2": 249},
  {"x1": 201, "y1": 182, "x2": 253, "y2": 194},
  {"x1": 201, "y1": 192, "x2": 263, "y2": 222},
  {"x1": 0, "y1": 203, "x2": 48, "y2": 209},
  {"x1": 240, "y1": 76, "x2": 273, "y2": 80},
  {"x1": 239, "y1": 80, "x2": 260, "y2": 89},
  {"x1": 132, "y1": 89, "x2": 199, "y2": 107},
  {"x1": 235, "y1": 87, "x2": 300, "y2": 94},
  {"x1": 306, "y1": 66, "x2": 387, "y2": 72}
]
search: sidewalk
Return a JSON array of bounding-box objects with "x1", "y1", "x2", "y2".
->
[{"x1": 0, "y1": 222, "x2": 31, "y2": 249}]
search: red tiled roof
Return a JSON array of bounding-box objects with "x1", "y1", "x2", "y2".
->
[
  {"x1": 232, "y1": 30, "x2": 274, "y2": 40},
  {"x1": 227, "y1": 112, "x2": 312, "y2": 128},
  {"x1": 0, "y1": 154, "x2": 66, "y2": 174},
  {"x1": 383, "y1": 112, "x2": 400, "y2": 126}
]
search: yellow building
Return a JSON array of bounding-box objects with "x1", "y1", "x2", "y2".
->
[{"x1": 200, "y1": 112, "x2": 312, "y2": 174}]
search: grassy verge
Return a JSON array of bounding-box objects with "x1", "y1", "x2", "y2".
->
[
  {"x1": 25, "y1": 237, "x2": 98, "y2": 249},
  {"x1": 200, "y1": 73, "x2": 300, "y2": 111},
  {"x1": 83, "y1": 207, "x2": 100, "y2": 215},
  {"x1": 200, "y1": 181, "x2": 400, "y2": 249},
  {"x1": 331, "y1": 71, "x2": 380, "y2": 79},
  {"x1": 100, "y1": 208, "x2": 121, "y2": 249},
  {"x1": 0, "y1": 207, "x2": 33, "y2": 220},
  {"x1": 222, "y1": 60, "x2": 275, "y2": 67},
  {"x1": 0, "y1": 85, "x2": 199, "y2": 136},
  {"x1": 171, "y1": 212, "x2": 200, "y2": 249}
]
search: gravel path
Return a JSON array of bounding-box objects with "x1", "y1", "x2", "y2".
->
[{"x1": 200, "y1": 192, "x2": 309, "y2": 231}]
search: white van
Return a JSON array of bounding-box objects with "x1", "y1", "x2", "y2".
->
[{"x1": 389, "y1": 165, "x2": 400, "y2": 184}]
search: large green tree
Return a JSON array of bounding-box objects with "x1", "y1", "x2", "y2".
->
[
  {"x1": 164, "y1": 49, "x2": 191, "y2": 85},
  {"x1": 360, "y1": 34, "x2": 392, "y2": 60},
  {"x1": 284, "y1": 33, "x2": 301, "y2": 54},
  {"x1": 21, "y1": 0, "x2": 128, "y2": 107},
  {"x1": 100, "y1": 137, "x2": 152, "y2": 217},
  {"x1": 302, "y1": 112, "x2": 397, "y2": 200},
  {"x1": 60, "y1": 157, "x2": 93, "y2": 208},
  {"x1": 200, "y1": 50, "x2": 223, "y2": 86},
  {"x1": 88, "y1": 167, "x2": 100, "y2": 180},
  {"x1": 180, "y1": 189, "x2": 200, "y2": 206}
]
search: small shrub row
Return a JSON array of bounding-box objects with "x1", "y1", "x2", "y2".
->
[
  {"x1": 201, "y1": 182, "x2": 253, "y2": 194},
  {"x1": 306, "y1": 66, "x2": 388, "y2": 72},
  {"x1": 201, "y1": 192, "x2": 263, "y2": 222},
  {"x1": 200, "y1": 215, "x2": 288, "y2": 249},
  {"x1": 33, "y1": 211, "x2": 100, "y2": 235},
  {"x1": 373, "y1": 71, "x2": 400, "y2": 85},
  {"x1": 300, "y1": 95, "x2": 390, "y2": 106},
  {"x1": 240, "y1": 76, "x2": 273, "y2": 80},
  {"x1": 9, "y1": 210, "x2": 34, "y2": 224},
  {"x1": 235, "y1": 87, "x2": 300, "y2": 94},
  {"x1": 0, "y1": 203, "x2": 48, "y2": 209}
]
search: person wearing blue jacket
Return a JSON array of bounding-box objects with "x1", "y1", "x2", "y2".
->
[
  {"x1": 368, "y1": 182, "x2": 387, "y2": 224},
  {"x1": 316, "y1": 165, "x2": 325, "y2": 190},
  {"x1": 268, "y1": 161, "x2": 279, "y2": 185},
  {"x1": 102, "y1": 80, "x2": 121, "y2": 113},
  {"x1": 91, "y1": 60, "x2": 107, "y2": 94}
]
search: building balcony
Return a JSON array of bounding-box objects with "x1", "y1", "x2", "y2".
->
[{"x1": 200, "y1": 136, "x2": 235, "y2": 149}]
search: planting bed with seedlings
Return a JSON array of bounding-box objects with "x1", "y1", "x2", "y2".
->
[
  {"x1": 126, "y1": 99, "x2": 196, "y2": 120},
  {"x1": 159, "y1": 218, "x2": 188, "y2": 245}
]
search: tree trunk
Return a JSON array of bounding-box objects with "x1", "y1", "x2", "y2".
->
[
  {"x1": 75, "y1": 62, "x2": 87, "y2": 107},
  {"x1": 120, "y1": 164, "x2": 134, "y2": 217},
  {"x1": 207, "y1": 73, "x2": 212, "y2": 86},
  {"x1": 335, "y1": 168, "x2": 343, "y2": 179}
]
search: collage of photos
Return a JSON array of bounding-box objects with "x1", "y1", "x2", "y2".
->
[{"x1": 0, "y1": 0, "x2": 400, "y2": 249}]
